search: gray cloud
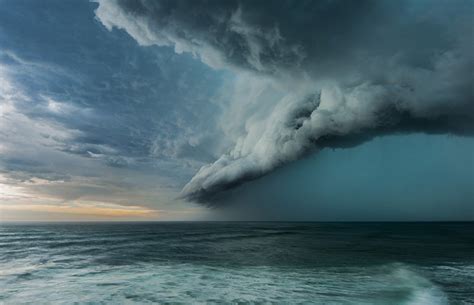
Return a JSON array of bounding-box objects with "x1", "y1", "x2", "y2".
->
[
  {"x1": 0, "y1": 0, "x2": 232, "y2": 219},
  {"x1": 96, "y1": 0, "x2": 474, "y2": 204}
]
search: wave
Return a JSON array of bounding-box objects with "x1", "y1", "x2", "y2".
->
[{"x1": 379, "y1": 263, "x2": 449, "y2": 305}]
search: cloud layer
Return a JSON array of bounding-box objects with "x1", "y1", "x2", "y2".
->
[
  {"x1": 96, "y1": 0, "x2": 474, "y2": 204},
  {"x1": 0, "y1": 0, "x2": 222, "y2": 219}
]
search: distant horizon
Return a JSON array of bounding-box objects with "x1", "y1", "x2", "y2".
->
[{"x1": 2, "y1": 220, "x2": 474, "y2": 224}]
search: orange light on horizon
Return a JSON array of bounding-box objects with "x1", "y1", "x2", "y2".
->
[{"x1": 0, "y1": 202, "x2": 160, "y2": 219}]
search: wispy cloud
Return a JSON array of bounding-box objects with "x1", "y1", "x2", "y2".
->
[{"x1": 0, "y1": 0, "x2": 229, "y2": 219}]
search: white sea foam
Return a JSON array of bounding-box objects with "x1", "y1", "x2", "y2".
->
[
  {"x1": 0, "y1": 262, "x2": 454, "y2": 304},
  {"x1": 387, "y1": 264, "x2": 449, "y2": 305}
]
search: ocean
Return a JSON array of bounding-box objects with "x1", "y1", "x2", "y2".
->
[{"x1": 1, "y1": 222, "x2": 473, "y2": 304}]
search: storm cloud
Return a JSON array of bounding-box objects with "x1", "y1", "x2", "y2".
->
[{"x1": 95, "y1": 0, "x2": 474, "y2": 204}]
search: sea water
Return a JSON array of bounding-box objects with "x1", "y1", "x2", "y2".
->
[{"x1": 1, "y1": 222, "x2": 473, "y2": 304}]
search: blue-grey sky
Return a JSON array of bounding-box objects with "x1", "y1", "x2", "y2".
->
[
  {"x1": 214, "y1": 134, "x2": 474, "y2": 221},
  {"x1": 0, "y1": 0, "x2": 472, "y2": 221}
]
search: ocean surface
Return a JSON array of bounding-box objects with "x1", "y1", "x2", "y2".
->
[{"x1": 0, "y1": 222, "x2": 473, "y2": 304}]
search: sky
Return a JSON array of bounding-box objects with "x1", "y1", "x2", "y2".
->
[{"x1": 0, "y1": 0, "x2": 473, "y2": 221}]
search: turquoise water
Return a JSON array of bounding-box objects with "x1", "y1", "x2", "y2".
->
[{"x1": 1, "y1": 222, "x2": 473, "y2": 304}]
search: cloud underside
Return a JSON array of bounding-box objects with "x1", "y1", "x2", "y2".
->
[{"x1": 96, "y1": 0, "x2": 474, "y2": 205}]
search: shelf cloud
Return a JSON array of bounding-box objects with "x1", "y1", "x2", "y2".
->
[{"x1": 96, "y1": 0, "x2": 474, "y2": 204}]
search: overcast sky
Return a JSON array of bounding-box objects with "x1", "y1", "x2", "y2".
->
[{"x1": 0, "y1": 0, "x2": 473, "y2": 221}]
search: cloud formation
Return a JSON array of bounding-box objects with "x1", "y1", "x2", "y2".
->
[
  {"x1": 0, "y1": 0, "x2": 223, "y2": 220},
  {"x1": 96, "y1": 0, "x2": 474, "y2": 204}
]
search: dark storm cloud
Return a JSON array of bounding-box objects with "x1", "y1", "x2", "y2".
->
[
  {"x1": 97, "y1": 0, "x2": 380, "y2": 74},
  {"x1": 96, "y1": 0, "x2": 472, "y2": 75},
  {"x1": 97, "y1": 0, "x2": 474, "y2": 204}
]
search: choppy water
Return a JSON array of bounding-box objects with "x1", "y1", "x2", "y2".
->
[{"x1": 0, "y1": 222, "x2": 473, "y2": 304}]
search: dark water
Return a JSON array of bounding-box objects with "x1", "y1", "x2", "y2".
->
[{"x1": 1, "y1": 222, "x2": 473, "y2": 304}]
